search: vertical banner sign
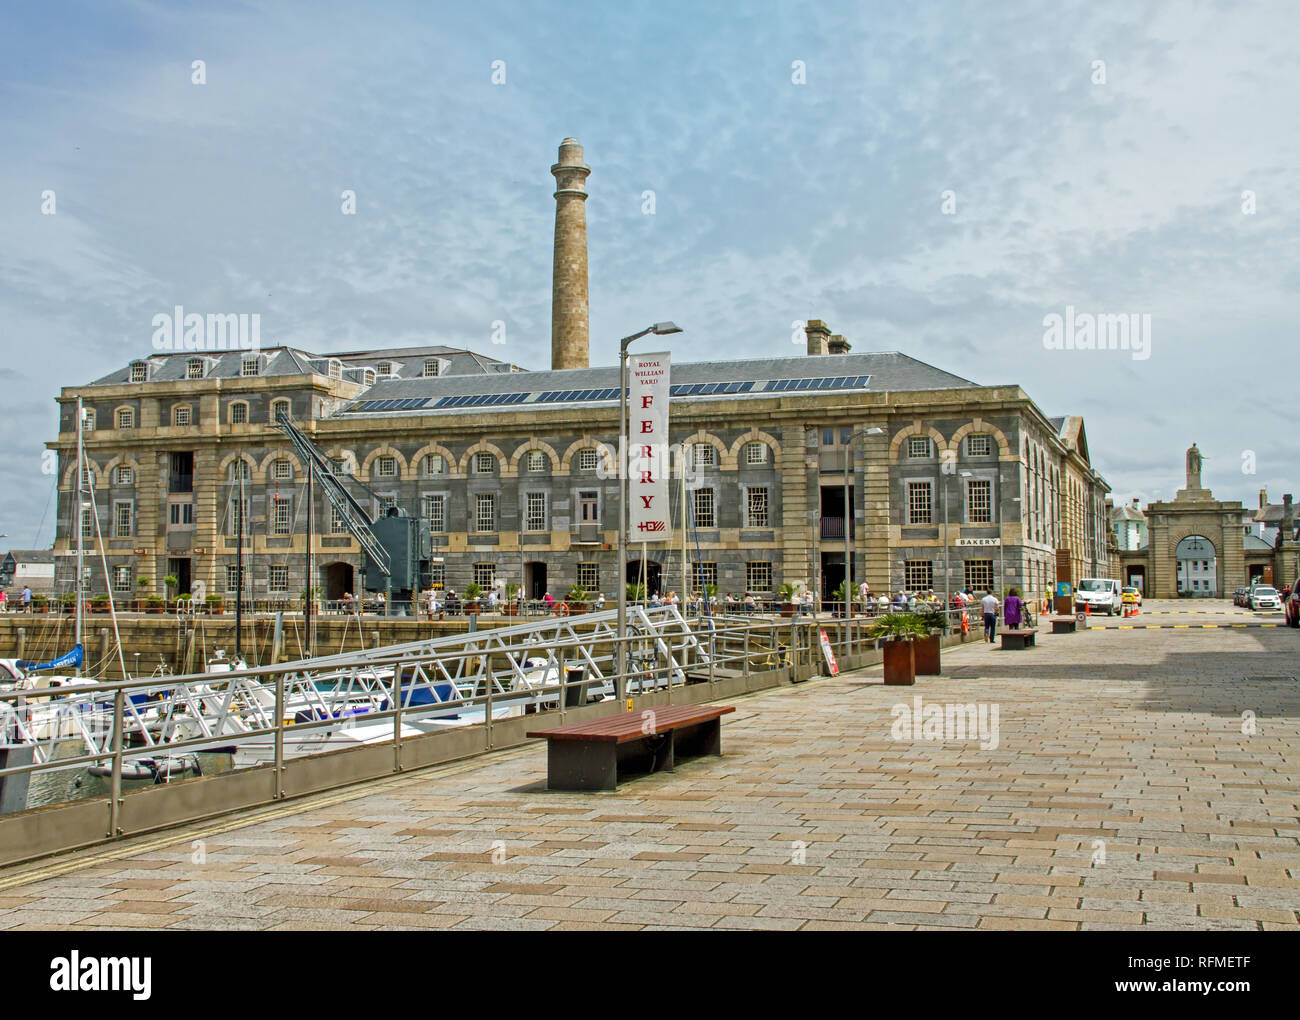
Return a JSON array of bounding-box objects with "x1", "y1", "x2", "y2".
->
[{"x1": 627, "y1": 352, "x2": 672, "y2": 543}]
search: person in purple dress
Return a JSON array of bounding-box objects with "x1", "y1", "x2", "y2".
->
[{"x1": 1004, "y1": 588, "x2": 1024, "y2": 629}]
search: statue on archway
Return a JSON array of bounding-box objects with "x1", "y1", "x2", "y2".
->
[{"x1": 1186, "y1": 443, "x2": 1204, "y2": 490}]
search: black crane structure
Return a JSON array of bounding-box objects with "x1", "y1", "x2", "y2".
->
[{"x1": 272, "y1": 411, "x2": 431, "y2": 648}]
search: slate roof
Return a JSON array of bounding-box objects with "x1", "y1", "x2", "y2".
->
[
  {"x1": 334, "y1": 351, "x2": 979, "y2": 417},
  {"x1": 85, "y1": 345, "x2": 518, "y2": 386},
  {"x1": 2, "y1": 550, "x2": 54, "y2": 564}
]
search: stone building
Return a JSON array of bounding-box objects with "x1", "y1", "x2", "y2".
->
[
  {"x1": 1115, "y1": 444, "x2": 1300, "y2": 597},
  {"x1": 45, "y1": 139, "x2": 1113, "y2": 607}
]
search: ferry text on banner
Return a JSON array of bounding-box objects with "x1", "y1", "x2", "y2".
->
[{"x1": 627, "y1": 352, "x2": 672, "y2": 542}]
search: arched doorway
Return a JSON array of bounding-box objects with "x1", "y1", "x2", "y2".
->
[
  {"x1": 322, "y1": 561, "x2": 354, "y2": 602},
  {"x1": 627, "y1": 559, "x2": 662, "y2": 598},
  {"x1": 1175, "y1": 535, "x2": 1216, "y2": 596}
]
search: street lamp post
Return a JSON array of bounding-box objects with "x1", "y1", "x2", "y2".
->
[
  {"x1": 1000, "y1": 495, "x2": 1021, "y2": 597},
  {"x1": 616, "y1": 322, "x2": 681, "y2": 699},
  {"x1": 946, "y1": 470, "x2": 973, "y2": 604}
]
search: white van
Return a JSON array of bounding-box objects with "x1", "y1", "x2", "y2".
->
[{"x1": 1075, "y1": 578, "x2": 1122, "y2": 616}]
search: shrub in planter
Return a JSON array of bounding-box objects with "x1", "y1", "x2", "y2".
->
[
  {"x1": 778, "y1": 583, "x2": 798, "y2": 618},
  {"x1": 463, "y1": 583, "x2": 483, "y2": 614},
  {"x1": 868, "y1": 612, "x2": 931, "y2": 686},
  {"x1": 32, "y1": 594, "x2": 48, "y2": 612},
  {"x1": 205, "y1": 594, "x2": 224, "y2": 614},
  {"x1": 145, "y1": 596, "x2": 164, "y2": 614},
  {"x1": 565, "y1": 583, "x2": 590, "y2": 614},
  {"x1": 90, "y1": 594, "x2": 110, "y2": 613},
  {"x1": 503, "y1": 583, "x2": 520, "y2": 616}
]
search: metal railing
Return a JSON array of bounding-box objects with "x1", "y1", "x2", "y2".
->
[{"x1": 0, "y1": 604, "x2": 980, "y2": 858}]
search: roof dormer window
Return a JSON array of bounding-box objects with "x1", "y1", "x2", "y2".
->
[
  {"x1": 129, "y1": 362, "x2": 148, "y2": 383},
  {"x1": 328, "y1": 359, "x2": 342, "y2": 380},
  {"x1": 186, "y1": 357, "x2": 205, "y2": 380},
  {"x1": 376, "y1": 361, "x2": 395, "y2": 379},
  {"x1": 241, "y1": 356, "x2": 261, "y2": 378},
  {"x1": 362, "y1": 368, "x2": 376, "y2": 386},
  {"x1": 423, "y1": 359, "x2": 440, "y2": 378}
]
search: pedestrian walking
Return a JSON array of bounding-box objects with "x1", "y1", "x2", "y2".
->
[{"x1": 981, "y1": 590, "x2": 999, "y2": 642}]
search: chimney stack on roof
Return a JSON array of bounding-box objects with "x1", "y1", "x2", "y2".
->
[
  {"x1": 1259, "y1": 488, "x2": 1268, "y2": 509},
  {"x1": 828, "y1": 333, "x2": 851, "y2": 355},
  {"x1": 805, "y1": 320, "x2": 830, "y2": 356}
]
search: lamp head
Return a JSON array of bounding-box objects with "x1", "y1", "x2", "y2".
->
[{"x1": 651, "y1": 322, "x2": 682, "y2": 335}]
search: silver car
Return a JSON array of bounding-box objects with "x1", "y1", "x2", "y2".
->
[{"x1": 1249, "y1": 586, "x2": 1280, "y2": 611}]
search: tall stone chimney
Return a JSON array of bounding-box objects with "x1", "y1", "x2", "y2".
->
[
  {"x1": 828, "y1": 333, "x2": 852, "y2": 354},
  {"x1": 550, "y1": 138, "x2": 591, "y2": 370},
  {"x1": 805, "y1": 319, "x2": 830, "y2": 356},
  {"x1": 1259, "y1": 488, "x2": 1268, "y2": 509}
]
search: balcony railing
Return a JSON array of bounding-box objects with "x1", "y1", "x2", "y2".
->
[{"x1": 820, "y1": 517, "x2": 855, "y2": 539}]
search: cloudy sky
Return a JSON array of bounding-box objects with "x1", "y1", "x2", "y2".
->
[{"x1": 2, "y1": 0, "x2": 1297, "y2": 548}]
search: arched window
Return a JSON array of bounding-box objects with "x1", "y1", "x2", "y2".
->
[
  {"x1": 173, "y1": 405, "x2": 192, "y2": 427},
  {"x1": 116, "y1": 407, "x2": 134, "y2": 429},
  {"x1": 271, "y1": 459, "x2": 293, "y2": 481},
  {"x1": 230, "y1": 401, "x2": 249, "y2": 425},
  {"x1": 270, "y1": 399, "x2": 290, "y2": 422},
  {"x1": 526, "y1": 451, "x2": 546, "y2": 472}
]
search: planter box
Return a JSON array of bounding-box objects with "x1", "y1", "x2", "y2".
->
[
  {"x1": 502, "y1": 606, "x2": 518, "y2": 617},
  {"x1": 779, "y1": 603, "x2": 797, "y2": 618},
  {"x1": 882, "y1": 639, "x2": 916, "y2": 686},
  {"x1": 914, "y1": 634, "x2": 941, "y2": 676}
]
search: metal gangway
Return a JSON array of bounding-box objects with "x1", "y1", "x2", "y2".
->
[{"x1": 0, "y1": 604, "x2": 715, "y2": 770}]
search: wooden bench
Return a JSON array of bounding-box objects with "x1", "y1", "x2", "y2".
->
[
  {"x1": 1050, "y1": 616, "x2": 1078, "y2": 634},
  {"x1": 1000, "y1": 629, "x2": 1037, "y2": 650},
  {"x1": 526, "y1": 704, "x2": 735, "y2": 791}
]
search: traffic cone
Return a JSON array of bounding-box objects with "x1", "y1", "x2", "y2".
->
[{"x1": 1085, "y1": 602, "x2": 1090, "y2": 618}]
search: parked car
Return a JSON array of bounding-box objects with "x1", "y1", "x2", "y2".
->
[
  {"x1": 1284, "y1": 578, "x2": 1300, "y2": 628},
  {"x1": 1249, "y1": 585, "x2": 1281, "y2": 611},
  {"x1": 1122, "y1": 586, "x2": 1142, "y2": 606},
  {"x1": 1233, "y1": 586, "x2": 1249, "y2": 607}
]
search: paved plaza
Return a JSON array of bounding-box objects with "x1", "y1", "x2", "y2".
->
[{"x1": 1, "y1": 601, "x2": 1297, "y2": 930}]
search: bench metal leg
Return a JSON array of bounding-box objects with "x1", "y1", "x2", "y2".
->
[{"x1": 547, "y1": 741, "x2": 617, "y2": 791}]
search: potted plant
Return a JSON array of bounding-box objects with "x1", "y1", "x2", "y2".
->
[
  {"x1": 205, "y1": 593, "x2": 224, "y2": 615},
  {"x1": 90, "y1": 593, "x2": 110, "y2": 614},
  {"x1": 831, "y1": 581, "x2": 851, "y2": 618},
  {"x1": 626, "y1": 582, "x2": 646, "y2": 604},
  {"x1": 503, "y1": 583, "x2": 520, "y2": 616},
  {"x1": 566, "y1": 583, "x2": 590, "y2": 614},
  {"x1": 32, "y1": 594, "x2": 48, "y2": 613},
  {"x1": 868, "y1": 612, "x2": 931, "y2": 686},
  {"x1": 145, "y1": 595, "x2": 164, "y2": 614},
  {"x1": 912, "y1": 605, "x2": 947, "y2": 676},
  {"x1": 777, "y1": 582, "x2": 798, "y2": 618},
  {"x1": 176, "y1": 592, "x2": 192, "y2": 613},
  {"x1": 163, "y1": 574, "x2": 179, "y2": 602},
  {"x1": 135, "y1": 576, "x2": 150, "y2": 611},
  {"x1": 59, "y1": 592, "x2": 76, "y2": 614},
  {"x1": 463, "y1": 582, "x2": 483, "y2": 614}
]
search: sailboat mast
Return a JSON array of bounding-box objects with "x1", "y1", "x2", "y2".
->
[{"x1": 74, "y1": 395, "x2": 84, "y2": 673}]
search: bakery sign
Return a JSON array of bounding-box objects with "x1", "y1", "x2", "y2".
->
[
  {"x1": 955, "y1": 538, "x2": 1001, "y2": 546},
  {"x1": 627, "y1": 352, "x2": 672, "y2": 542}
]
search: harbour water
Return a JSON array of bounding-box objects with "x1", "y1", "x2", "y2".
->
[{"x1": 22, "y1": 741, "x2": 236, "y2": 809}]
